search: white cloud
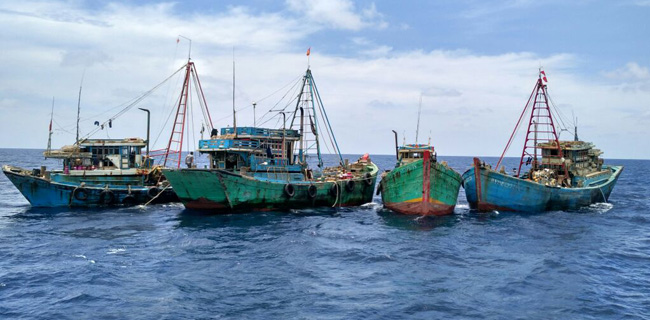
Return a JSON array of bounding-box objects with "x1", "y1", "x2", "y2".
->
[
  {"x1": 286, "y1": 0, "x2": 386, "y2": 30},
  {"x1": 0, "y1": 1, "x2": 648, "y2": 160},
  {"x1": 605, "y1": 62, "x2": 649, "y2": 80}
]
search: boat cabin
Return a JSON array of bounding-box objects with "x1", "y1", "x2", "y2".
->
[
  {"x1": 534, "y1": 140, "x2": 608, "y2": 187},
  {"x1": 199, "y1": 127, "x2": 304, "y2": 174},
  {"x1": 44, "y1": 138, "x2": 150, "y2": 172},
  {"x1": 397, "y1": 144, "x2": 436, "y2": 165},
  {"x1": 538, "y1": 140, "x2": 603, "y2": 175}
]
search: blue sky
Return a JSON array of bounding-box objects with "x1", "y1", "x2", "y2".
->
[{"x1": 1, "y1": 0, "x2": 649, "y2": 159}]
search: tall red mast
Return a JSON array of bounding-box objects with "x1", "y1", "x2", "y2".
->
[
  {"x1": 151, "y1": 61, "x2": 214, "y2": 168},
  {"x1": 496, "y1": 70, "x2": 567, "y2": 178}
]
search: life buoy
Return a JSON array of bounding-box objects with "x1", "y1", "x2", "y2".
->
[
  {"x1": 147, "y1": 187, "x2": 160, "y2": 199},
  {"x1": 329, "y1": 183, "x2": 340, "y2": 197},
  {"x1": 345, "y1": 180, "x2": 355, "y2": 192},
  {"x1": 307, "y1": 185, "x2": 317, "y2": 199},
  {"x1": 99, "y1": 190, "x2": 115, "y2": 205},
  {"x1": 284, "y1": 183, "x2": 295, "y2": 197},
  {"x1": 364, "y1": 172, "x2": 373, "y2": 186},
  {"x1": 122, "y1": 194, "x2": 137, "y2": 205},
  {"x1": 73, "y1": 187, "x2": 88, "y2": 201}
]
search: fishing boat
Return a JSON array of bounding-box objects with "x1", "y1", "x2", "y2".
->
[
  {"x1": 3, "y1": 138, "x2": 177, "y2": 206},
  {"x1": 377, "y1": 95, "x2": 462, "y2": 215},
  {"x1": 162, "y1": 67, "x2": 379, "y2": 211},
  {"x1": 2, "y1": 57, "x2": 213, "y2": 207},
  {"x1": 462, "y1": 70, "x2": 623, "y2": 212}
]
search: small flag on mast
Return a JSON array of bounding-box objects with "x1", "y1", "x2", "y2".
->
[
  {"x1": 49, "y1": 119, "x2": 52, "y2": 132},
  {"x1": 540, "y1": 70, "x2": 548, "y2": 82},
  {"x1": 176, "y1": 38, "x2": 180, "y2": 44},
  {"x1": 306, "y1": 47, "x2": 311, "y2": 56}
]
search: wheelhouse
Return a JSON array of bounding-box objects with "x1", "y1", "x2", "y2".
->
[{"x1": 44, "y1": 138, "x2": 149, "y2": 171}]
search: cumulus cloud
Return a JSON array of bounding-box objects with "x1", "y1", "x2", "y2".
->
[
  {"x1": 286, "y1": 0, "x2": 386, "y2": 30},
  {"x1": 605, "y1": 62, "x2": 649, "y2": 80},
  {"x1": 0, "y1": 1, "x2": 648, "y2": 159}
]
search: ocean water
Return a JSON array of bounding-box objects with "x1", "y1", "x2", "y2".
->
[{"x1": 1, "y1": 148, "x2": 649, "y2": 319}]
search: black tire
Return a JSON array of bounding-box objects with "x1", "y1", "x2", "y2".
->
[
  {"x1": 364, "y1": 172, "x2": 374, "y2": 186},
  {"x1": 73, "y1": 187, "x2": 88, "y2": 201},
  {"x1": 376, "y1": 183, "x2": 382, "y2": 196},
  {"x1": 307, "y1": 185, "x2": 317, "y2": 199},
  {"x1": 329, "y1": 183, "x2": 340, "y2": 197},
  {"x1": 147, "y1": 187, "x2": 160, "y2": 199},
  {"x1": 122, "y1": 194, "x2": 137, "y2": 205},
  {"x1": 99, "y1": 190, "x2": 115, "y2": 205},
  {"x1": 284, "y1": 184, "x2": 295, "y2": 197},
  {"x1": 345, "y1": 180, "x2": 355, "y2": 192}
]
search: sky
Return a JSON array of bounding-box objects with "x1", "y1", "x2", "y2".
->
[{"x1": 1, "y1": 0, "x2": 649, "y2": 160}]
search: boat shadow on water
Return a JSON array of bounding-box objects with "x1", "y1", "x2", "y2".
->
[
  {"x1": 173, "y1": 204, "x2": 373, "y2": 229},
  {"x1": 376, "y1": 207, "x2": 461, "y2": 231}
]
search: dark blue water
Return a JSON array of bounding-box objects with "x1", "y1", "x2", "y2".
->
[{"x1": 1, "y1": 149, "x2": 649, "y2": 319}]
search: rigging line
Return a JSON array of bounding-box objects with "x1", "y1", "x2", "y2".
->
[
  {"x1": 81, "y1": 64, "x2": 186, "y2": 140},
  {"x1": 257, "y1": 77, "x2": 303, "y2": 125},
  {"x1": 52, "y1": 118, "x2": 76, "y2": 135},
  {"x1": 152, "y1": 92, "x2": 181, "y2": 149},
  {"x1": 314, "y1": 90, "x2": 337, "y2": 157},
  {"x1": 255, "y1": 74, "x2": 303, "y2": 104},
  {"x1": 191, "y1": 70, "x2": 211, "y2": 130},
  {"x1": 543, "y1": 89, "x2": 569, "y2": 130},
  {"x1": 190, "y1": 85, "x2": 196, "y2": 153},
  {"x1": 156, "y1": 64, "x2": 186, "y2": 139},
  {"x1": 310, "y1": 75, "x2": 343, "y2": 162}
]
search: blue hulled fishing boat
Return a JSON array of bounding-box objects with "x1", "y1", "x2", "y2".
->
[
  {"x1": 3, "y1": 138, "x2": 177, "y2": 207},
  {"x1": 462, "y1": 70, "x2": 623, "y2": 212},
  {"x1": 2, "y1": 58, "x2": 213, "y2": 207}
]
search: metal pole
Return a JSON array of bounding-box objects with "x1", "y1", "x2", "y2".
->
[
  {"x1": 138, "y1": 108, "x2": 150, "y2": 157},
  {"x1": 392, "y1": 130, "x2": 399, "y2": 160}
]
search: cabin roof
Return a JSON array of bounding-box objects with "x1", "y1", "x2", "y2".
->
[
  {"x1": 537, "y1": 140, "x2": 594, "y2": 151},
  {"x1": 220, "y1": 127, "x2": 300, "y2": 139},
  {"x1": 398, "y1": 144, "x2": 434, "y2": 152},
  {"x1": 78, "y1": 138, "x2": 146, "y2": 147}
]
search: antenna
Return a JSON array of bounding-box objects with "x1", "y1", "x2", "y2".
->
[
  {"x1": 47, "y1": 97, "x2": 54, "y2": 153},
  {"x1": 415, "y1": 93, "x2": 423, "y2": 144},
  {"x1": 232, "y1": 47, "x2": 237, "y2": 136},
  {"x1": 75, "y1": 69, "x2": 86, "y2": 145},
  {"x1": 178, "y1": 35, "x2": 192, "y2": 60},
  {"x1": 253, "y1": 102, "x2": 257, "y2": 127}
]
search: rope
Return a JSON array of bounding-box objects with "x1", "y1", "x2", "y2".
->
[{"x1": 142, "y1": 184, "x2": 172, "y2": 207}]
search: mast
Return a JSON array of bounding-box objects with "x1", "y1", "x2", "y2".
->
[
  {"x1": 416, "y1": 94, "x2": 423, "y2": 144},
  {"x1": 512, "y1": 69, "x2": 568, "y2": 178},
  {"x1": 75, "y1": 71, "x2": 85, "y2": 145},
  {"x1": 232, "y1": 49, "x2": 237, "y2": 136},
  {"x1": 47, "y1": 97, "x2": 54, "y2": 153}
]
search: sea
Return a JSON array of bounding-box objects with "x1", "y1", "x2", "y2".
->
[{"x1": 1, "y1": 148, "x2": 648, "y2": 319}]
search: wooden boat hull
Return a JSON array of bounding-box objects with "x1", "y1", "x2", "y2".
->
[
  {"x1": 379, "y1": 157, "x2": 462, "y2": 216},
  {"x1": 2, "y1": 165, "x2": 177, "y2": 207},
  {"x1": 162, "y1": 164, "x2": 378, "y2": 212},
  {"x1": 461, "y1": 159, "x2": 624, "y2": 212}
]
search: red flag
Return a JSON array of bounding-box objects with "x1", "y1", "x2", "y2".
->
[
  {"x1": 49, "y1": 119, "x2": 52, "y2": 132},
  {"x1": 541, "y1": 70, "x2": 548, "y2": 82},
  {"x1": 306, "y1": 47, "x2": 310, "y2": 56},
  {"x1": 176, "y1": 38, "x2": 180, "y2": 44}
]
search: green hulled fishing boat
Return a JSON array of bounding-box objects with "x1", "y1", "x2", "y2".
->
[
  {"x1": 377, "y1": 95, "x2": 462, "y2": 215},
  {"x1": 163, "y1": 66, "x2": 378, "y2": 212},
  {"x1": 378, "y1": 142, "x2": 462, "y2": 216}
]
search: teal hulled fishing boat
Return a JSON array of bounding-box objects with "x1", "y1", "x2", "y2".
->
[
  {"x1": 462, "y1": 70, "x2": 623, "y2": 212},
  {"x1": 163, "y1": 68, "x2": 378, "y2": 212},
  {"x1": 377, "y1": 96, "x2": 462, "y2": 216}
]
